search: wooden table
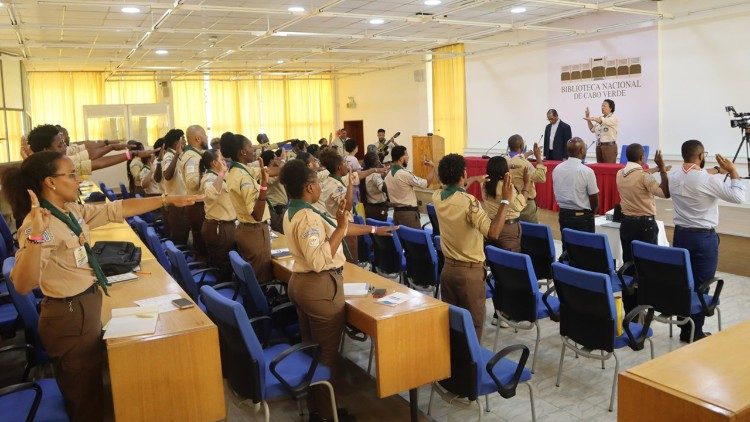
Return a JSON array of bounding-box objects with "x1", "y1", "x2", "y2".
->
[
  {"x1": 91, "y1": 222, "x2": 225, "y2": 421},
  {"x1": 619, "y1": 321, "x2": 750, "y2": 421},
  {"x1": 272, "y1": 234, "x2": 450, "y2": 421}
]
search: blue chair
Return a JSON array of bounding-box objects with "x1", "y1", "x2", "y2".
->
[
  {"x1": 145, "y1": 227, "x2": 207, "y2": 278},
  {"x1": 366, "y1": 218, "x2": 404, "y2": 279},
  {"x1": 619, "y1": 144, "x2": 650, "y2": 165},
  {"x1": 396, "y1": 226, "x2": 439, "y2": 297},
  {"x1": 228, "y1": 251, "x2": 298, "y2": 345},
  {"x1": 561, "y1": 228, "x2": 633, "y2": 294},
  {"x1": 98, "y1": 181, "x2": 107, "y2": 193},
  {"x1": 0, "y1": 256, "x2": 18, "y2": 338},
  {"x1": 520, "y1": 222, "x2": 556, "y2": 289},
  {"x1": 200, "y1": 285, "x2": 338, "y2": 422},
  {"x1": 119, "y1": 182, "x2": 131, "y2": 199},
  {"x1": 353, "y1": 215, "x2": 374, "y2": 264},
  {"x1": 0, "y1": 214, "x2": 16, "y2": 256},
  {"x1": 552, "y1": 263, "x2": 654, "y2": 411},
  {"x1": 0, "y1": 379, "x2": 68, "y2": 422},
  {"x1": 486, "y1": 246, "x2": 560, "y2": 373},
  {"x1": 427, "y1": 305, "x2": 535, "y2": 421},
  {"x1": 165, "y1": 241, "x2": 237, "y2": 310},
  {"x1": 425, "y1": 203, "x2": 440, "y2": 236},
  {"x1": 104, "y1": 188, "x2": 118, "y2": 202},
  {"x1": 631, "y1": 240, "x2": 722, "y2": 343}
]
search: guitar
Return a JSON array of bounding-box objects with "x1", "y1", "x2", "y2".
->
[{"x1": 377, "y1": 131, "x2": 401, "y2": 157}]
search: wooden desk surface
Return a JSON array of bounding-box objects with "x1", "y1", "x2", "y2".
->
[{"x1": 619, "y1": 321, "x2": 750, "y2": 421}]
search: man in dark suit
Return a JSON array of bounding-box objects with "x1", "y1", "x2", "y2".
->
[{"x1": 544, "y1": 109, "x2": 572, "y2": 160}]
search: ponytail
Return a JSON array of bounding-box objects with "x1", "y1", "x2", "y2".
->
[{"x1": 1, "y1": 151, "x2": 63, "y2": 222}]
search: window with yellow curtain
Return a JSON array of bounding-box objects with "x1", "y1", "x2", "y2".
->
[
  {"x1": 284, "y1": 78, "x2": 334, "y2": 143},
  {"x1": 172, "y1": 79, "x2": 207, "y2": 133},
  {"x1": 260, "y1": 79, "x2": 286, "y2": 143},
  {"x1": 104, "y1": 78, "x2": 157, "y2": 104},
  {"x1": 236, "y1": 79, "x2": 262, "y2": 139},
  {"x1": 28, "y1": 72, "x2": 104, "y2": 141},
  {"x1": 432, "y1": 44, "x2": 467, "y2": 155},
  {"x1": 208, "y1": 80, "x2": 242, "y2": 137}
]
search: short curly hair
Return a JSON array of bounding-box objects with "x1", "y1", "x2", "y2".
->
[
  {"x1": 437, "y1": 153, "x2": 466, "y2": 186},
  {"x1": 319, "y1": 147, "x2": 343, "y2": 175},
  {"x1": 280, "y1": 158, "x2": 316, "y2": 199},
  {"x1": 28, "y1": 124, "x2": 61, "y2": 152}
]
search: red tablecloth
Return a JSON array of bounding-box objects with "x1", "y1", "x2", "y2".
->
[{"x1": 464, "y1": 157, "x2": 627, "y2": 213}]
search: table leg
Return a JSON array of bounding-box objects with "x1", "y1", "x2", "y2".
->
[{"x1": 409, "y1": 388, "x2": 418, "y2": 421}]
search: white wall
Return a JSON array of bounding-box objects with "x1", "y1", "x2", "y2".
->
[{"x1": 335, "y1": 64, "x2": 429, "y2": 169}]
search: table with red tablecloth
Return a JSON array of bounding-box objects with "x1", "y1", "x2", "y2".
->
[{"x1": 464, "y1": 157, "x2": 627, "y2": 213}]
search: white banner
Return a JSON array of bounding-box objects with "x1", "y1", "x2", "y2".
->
[{"x1": 549, "y1": 29, "x2": 659, "y2": 155}]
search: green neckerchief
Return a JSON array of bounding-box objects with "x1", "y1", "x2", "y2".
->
[
  {"x1": 230, "y1": 161, "x2": 253, "y2": 178},
  {"x1": 441, "y1": 184, "x2": 465, "y2": 201},
  {"x1": 206, "y1": 169, "x2": 218, "y2": 176},
  {"x1": 331, "y1": 175, "x2": 346, "y2": 187},
  {"x1": 390, "y1": 164, "x2": 404, "y2": 177},
  {"x1": 142, "y1": 165, "x2": 150, "y2": 171},
  {"x1": 40, "y1": 199, "x2": 109, "y2": 296},
  {"x1": 286, "y1": 199, "x2": 352, "y2": 261}
]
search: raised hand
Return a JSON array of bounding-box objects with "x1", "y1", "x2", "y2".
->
[
  {"x1": 533, "y1": 142, "x2": 542, "y2": 161},
  {"x1": 654, "y1": 150, "x2": 665, "y2": 171},
  {"x1": 522, "y1": 166, "x2": 530, "y2": 185},
  {"x1": 166, "y1": 194, "x2": 205, "y2": 207},
  {"x1": 374, "y1": 225, "x2": 399, "y2": 237},
  {"x1": 335, "y1": 198, "x2": 349, "y2": 229},
  {"x1": 501, "y1": 172, "x2": 514, "y2": 201},
  {"x1": 111, "y1": 142, "x2": 128, "y2": 151},
  {"x1": 158, "y1": 146, "x2": 165, "y2": 161},
  {"x1": 137, "y1": 148, "x2": 158, "y2": 158},
  {"x1": 585, "y1": 107, "x2": 590, "y2": 118},
  {"x1": 716, "y1": 154, "x2": 737, "y2": 175},
  {"x1": 27, "y1": 189, "x2": 51, "y2": 236},
  {"x1": 258, "y1": 158, "x2": 269, "y2": 186}
]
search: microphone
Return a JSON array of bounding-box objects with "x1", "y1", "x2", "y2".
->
[{"x1": 482, "y1": 139, "x2": 503, "y2": 159}]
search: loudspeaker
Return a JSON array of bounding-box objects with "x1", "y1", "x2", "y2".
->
[
  {"x1": 158, "y1": 80, "x2": 171, "y2": 98},
  {"x1": 413, "y1": 69, "x2": 424, "y2": 82}
]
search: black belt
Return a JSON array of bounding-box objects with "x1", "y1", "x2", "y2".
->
[
  {"x1": 597, "y1": 141, "x2": 616, "y2": 146},
  {"x1": 328, "y1": 267, "x2": 343, "y2": 275},
  {"x1": 505, "y1": 218, "x2": 520, "y2": 225},
  {"x1": 393, "y1": 206, "x2": 418, "y2": 212},
  {"x1": 622, "y1": 215, "x2": 655, "y2": 221},
  {"x1": 559, "y1": 208, "x2": 593, "y2": 216},
  {"x1": 238, "y1": 221, "x2": 266, "y2": 226},
  {"x1": 46, "y1": 284, "x2": 97, "y2": 302},
  {"x1": 675, "y1": 225, "x2": 715, "y2": 233},
  {"x1": 205, "y1": 219, "x2": 235, "y2": 224}
]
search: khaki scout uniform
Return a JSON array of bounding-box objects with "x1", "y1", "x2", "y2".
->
[
  {"x1": 433, "y1": 185, "x2": 493, "y2": 340},
  {"x1": 226, "y1": 161, "x2": 272, "y2": 283},
  {"x1": 509, "y1": 153, "x2": 547, "y2": 223},
  {"x1": 316, "y1": 175, "x2": 357, "y2": 262},
  {"x1": 179, "y1": 146, "x2": 207, "y2": 257},
  {"x1": 364, "y1": 172, "x2": 388, "y2": 221},
  {"x1": 616, "y1": 162, "x2": 667, "y2": 263},
  {"x1": 16, "y1": 200, "x2": 124, "y2": 422},
  {"x1": 592, "y1": 113, "x2": 619, "y2": 163},
  {"x1": 384, "y1": 165, "x2": 427, "y2": 229},
  {"x1": 139, "y1": 165, "x2": 163, "y2": 195},
  {"x1": 66, "y1": 144, "x2": 86, "y2": 156},
  {"x1": 283, "y1": 201, "x2": 346, "y2": 420},
  {"x1": 129, "y1": 157, "x2": 144, "y2": 190},
  {"x1": 68, "y1": 150, "x2": 93, "y2": 177},
  {"x1": 482, "y1": 181, "x2": 526, "y2": 252},
  {"x1": 201, "y1": 170, "x2": 237, "y2": 280},
  {"x1": 266, "y1": 175, "x2": 288, "y2": 233},
  {"x1": 161, "y1": 148, "x2": 189, "y2": 244}
]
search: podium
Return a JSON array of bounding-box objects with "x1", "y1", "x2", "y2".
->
[{"x1": 412, "y1": 134, "x2": 444, "y2": 180}]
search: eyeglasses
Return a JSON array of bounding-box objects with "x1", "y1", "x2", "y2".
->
[{"x1": 50, "y1": 171, "x2": 77, "y2": 180}]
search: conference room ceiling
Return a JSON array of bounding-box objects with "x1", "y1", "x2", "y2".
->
[{"x1": 0, "y1": 0, "x2": 739, "y2": 79}]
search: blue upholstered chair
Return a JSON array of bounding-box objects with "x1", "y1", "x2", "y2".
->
[
  {"x1": 486, "y1": 246, "x2": 560, "y2": 373},
  {"x1": 396, "y1": 226, "x2": 440, "y2": 297},
  {"x1": 366, "y1": 218, "x2": 404, "y2": 279},
  {"x1": 618, "y1": 144, "x2": 650, "y2": 165},
  {"x1": 631, "y1": 240, "x2": 722, "y2": 343},
  {"x1": 425, "y1": 203, "x2": 440, "y2": 236},
  {"x1": 0, "y1": 379, "x2": 68, "y2": 421},
  {"x1": 427, "y1": 305, "x2": 536, "y2": 421},
  {"x1": 520, "y1": 222, "x2": 556, "y2": 289},
  {"x1": 165, "y1": 241, "x2": 238, "y2": 310},
  {"x1": 561, "y1": 228, "x2": 634, "y2": 294},
  {"x1": 552, "y1": 263, "x2": 654, "y2": 411}
]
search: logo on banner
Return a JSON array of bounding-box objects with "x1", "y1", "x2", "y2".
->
[{"x1": 559, "y1": 56, "x2": 643, "y2": 100}]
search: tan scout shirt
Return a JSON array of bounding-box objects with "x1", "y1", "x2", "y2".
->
[
  {"x1": 482, "y1": 183, "x2": 526, "y2": 220},
  {"x1": 69, "y1": 151, "x2": 92, "y2": 177},
  {"x1": 161, "y1": 149, "x2": 187, "y2": 195},
  {"x1": 365, "y1": 173, "x2": 387, "y2": 204},
  {"x1": 129, "y1": 157, "x2": 144, "y2": 187},
  {"x1": 591, "y1": 114, "x2": 619, "y2": 144},
  {"x1": 227, "y1": 162, "x2": 270, "y2": 223},
  {"x1": 315, "y1": 175, "x2": 354, "y2": 222},
  {"x1": 616, "y1": 162, "x2": 666, "y2": 216},
  {"x1": 201, "y1": 171, "x2": 237, "y2": 221},
  {"x1": 384, "y1": 166, "x2": 427, "y2": 207},
  {"x1": 266, "y1": 176, "x2": 288, "y2": 207},
  {"x1": 509, "y1": 154, "x2": 546, "y2": 199},
  {"x1": 66, "y1": 144, "x2": 86, "y2": 156},
  {"x1": 179, "y1": 147, "x2": 203, "y2": 195},
  {"x1": 140, "y1": 165, "x2": 162, "y2": 195},
  {"x1": 284, "y1": 207, "x2": 346, "y2": 273},
  {"x1": 16, "y1": 200, "x2": 124, "y2": 298},
  {"x1": 432, "y1": 187, "x2": 492, "y2": 263}
]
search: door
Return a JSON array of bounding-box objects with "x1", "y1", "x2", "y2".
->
[{"x1": 343, "y1": 120, "x2": 364, "y2": 160}]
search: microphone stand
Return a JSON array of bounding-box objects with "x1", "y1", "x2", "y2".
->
[{"x1": 482, "y1": 140, "x2": 503, "y2": 159}]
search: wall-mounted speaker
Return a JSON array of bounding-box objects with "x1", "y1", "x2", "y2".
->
[
  {"x1": 158, "y1": 80, "x2": 171, "y2": 98},
  {"x1": 414, "y1": 69, "x2": 425, "y2": 82}
]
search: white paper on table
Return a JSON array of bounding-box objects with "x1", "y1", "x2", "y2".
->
[
  {"x1": 106, "y1": 272, "x2": 139, "y2": 284},
  {"x1": 103, "y1": 305, "x2": 159, "y2": 339},
  {"x1": 271, "y1": 248, "x2": 291, "y2": 258},
  {"x1": 344, "y1": 283, "x2": 369, "y2": 297},
  {"x1": 134, "y1": 293, "x2": 182, "y2": 313},
  {"x1": 376, "y1": 292, "x2": 410, "y2": 307}
]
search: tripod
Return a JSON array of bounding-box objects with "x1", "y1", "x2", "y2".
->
[{"x1": 727, "y1": 127, "x2": 750, "y2": 180}]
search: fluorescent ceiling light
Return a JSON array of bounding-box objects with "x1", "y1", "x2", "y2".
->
[
  {"x1": 288, "y1": 6, "x2": 305, "y2": 13},
  {"x1": 276, "y1": 60, "x2": 284, "y2": 64},
  {"x1": 121, "y1": 6, "x2": 140, "y2": 14},
  {"x1": 369, "y1": 18, "x2": 385, "y2": 25},
  {"x1": 273, "y1": 32, "x2": 288, "y2": 37},
  {"x1": 511, "y1": 7, "x2": 527, "y2": 14},
  {"x1": 154, "y1": 49, "x2": 168, "y2": 55},
  {"x1": 424, "y1": 0, "x2": 442, "y2": 5}
]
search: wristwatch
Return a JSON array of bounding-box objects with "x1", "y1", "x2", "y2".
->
[{"x1": 500, "y1": 199, "x2": 510, "y2": 206}]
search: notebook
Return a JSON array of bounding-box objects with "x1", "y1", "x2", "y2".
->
[
  {"x1": 103, "y1": 305, "x2": 159, "y2": 340},
  {"x1": 344, "y1": 283, "x2": 370, "y2": 297},
  {"x1": 376, "y1": 292, "x2": 410, "y2": 307}
]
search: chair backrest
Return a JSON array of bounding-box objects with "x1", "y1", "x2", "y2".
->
[
  {"x1": 201, "y1": 285, "x2": 266, "y2": 402},
  {"x1": 396, "y1": 226, "x2": 438, "y2": 287},
  {"x1": 367, "y1": 218, "x2": 404, "y2": 274},
  {"x1": 145, "y1": 227, "x2": 172, "y2": 273},
  {"x1": 353, "y1": 215, "x2": 373, "y2": 264},
  {"x1": 119, "y1": 182, "x2": 130, "y2": 199},
  {"x1": 98, "y1": 181, "x2": 107, "y2": 193},
  {"x1": 104, "y1": 188, "x2": 117, "y2": 202},
  {"x1": 562, "y1": 228, "x2": 614, "y2": 276},
  {"x1": 632, "y1": 240, "x2": 694, "y2": 316},
  {"x1": 130, "y1": 216, "x2": 148, "y2": 243},
  {"x1": 619, "y1": 144, "x2": 651, "y2": 165},
  {"x1": 552, "y1": 263, "x2": 616, "y2": 352},
  {"x1": 0, "y1": 215, "x2": 15, "y2": 255},
  {"x1": 229, "y1": 251, "x2": 270, "y2": 317},
  {"x1": 520, "y1": 222, "x2": 555, "y2": 280},
  {"x1": 165, "y1": 241, "x2": 197, "y2": 298},
  {"x1": 438, "y1": 305, "x2": 481, "y2": 401},
  {"x1": 433, "y1": 235, "x2": 444, "y2": 275},
  {"x1": 485, "y1": 246, "x2": 540, "y2": 323},
  {"x1": 426, "y1": 203, "x2": 440, "y2": 236},
  {"x1": 2, "y1": 257, "x2": 47, "y2": 364}
]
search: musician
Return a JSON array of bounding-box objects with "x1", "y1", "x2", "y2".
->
[{"x1": 376, "y1": 129, "x2": 400, "y2": 163}]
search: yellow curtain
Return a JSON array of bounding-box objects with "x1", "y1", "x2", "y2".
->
[
  {"x1": 28, "y1": 71, "x2": 104, "y2": 141},
  {"x1": 5, "y1": 111, "x2": 24, "y2": 162},
  {"x1": 172, "y1": 80, "x2": 207, "y2": 134},
  {"x1": 104, "y1": 78, "x2": 157, "y2": 104},
  {"x1": 432, "y1": 44, "x2": 467, "y2": 154},
  {"x1": 236, "y1": 79, "x2": 262, "y2": 140},
  {"x1": 284, "y1": 78, "x2": 334, "y2": 143},
  {"x1": 208, "y1": 80, "x2": 242, "y2": 137},
  {"x1": 260, "y1": 79, "x2": 286, "y2": 143}
]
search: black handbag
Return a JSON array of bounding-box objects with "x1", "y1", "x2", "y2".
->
[{"x1": 91, "y1": 241, "x2": 142, "y2": 276}]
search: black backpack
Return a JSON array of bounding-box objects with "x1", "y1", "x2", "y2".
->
[{"x1": 91, "y1": 241, "x2": 142, "y2": 276}]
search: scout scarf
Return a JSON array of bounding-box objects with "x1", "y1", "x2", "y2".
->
[
  {"x1": 441, "y1": 184, "x2": 465, "y2": 201},
  {"x1": 287, "y1": 199, "x2": 353, "y2": 261}
]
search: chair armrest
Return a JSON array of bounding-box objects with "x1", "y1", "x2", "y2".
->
[
  {"x1": 187, "y1": 261, "x2": 207, "y2": 269},
  {"x1": 541, "y1": 286, "x2": 559, "y2": 322},
  {"x1": 212, "y1": 281, "x2": 240, "y2": 300},
  {"x1": 269, "y1": 341, "x2": 322, "y2": 399},
  {"x1": 697, "y1": 277, "x2": 723, "y2": 316},
  {"x1": 0, "y1": 382, "x2": 42, "y2": 417},
  {"x1": 343, "y1": 324, "x2": 368, "y2": 342},
  {"x1": 616, "y1": 261, "x2": 636, "y2": 296},
  {"x1": 270, "y1": 302, "x2": 299, "y2": 332},
  {"x1": 421, "y1": 222, "x2": 431, "y2": 230},
  {"x1": 486, "y1": 344, "x2": 530, "y2": 399},
  {"x1": 192, "y1": 267, "x2": 220, "y2": 287},
  {"x1": 622, "y1": 305, "x2": 654, "y2": 351},
  {"x1": 0, "y1": 344, "x2": 34, "y2": 358},
  {"x1": 249, "y1": 316, "x2": 273, "y2": 346}
]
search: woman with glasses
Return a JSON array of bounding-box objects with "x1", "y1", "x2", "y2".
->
[
  {"x1": 2, "y1": 151, "x2": 202, "y2": 421},
  {"x1": 482, "y1": 155, "x2": 530, "y2": 252}
]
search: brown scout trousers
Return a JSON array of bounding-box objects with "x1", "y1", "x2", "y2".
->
[
  {"x1": 166, "y1": 205, "x2": 189, "y2": 245},
  {"x1": 393, "y1": 209, "x2": 421, "y2": 229},
  {"x1": 440, "y1": 258, "x2": 487, "y2": 341},
  {"x1": 186, "y1": 202, "x2": 207, "y2": 259},
  {"x1": 596, "y1": 142, "x2": 618, "y2": 163},
  {"x1": 235, "y1": 222, "x2": 273, "y2": 284},
  {"x1": 201, "y1": 219, "x2": 236, "y2": 281}
]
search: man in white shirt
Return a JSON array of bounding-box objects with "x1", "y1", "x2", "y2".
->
[
  {"x1": 331, "y1": 128, "x2": 347, "y2": 156},
  {"x1": 584, "y1": 99, "x2": 619, "y2": 163},
  {"x1": 552, "y1": 137, "x2": 599, "y2": 241},
  {"x1": 668, "y1": 139, "x2": 746, "y2": 342}
]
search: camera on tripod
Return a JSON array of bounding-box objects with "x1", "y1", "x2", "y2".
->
[{"x1": 725, "y1": 106, "x2": 750, "y2": 129}]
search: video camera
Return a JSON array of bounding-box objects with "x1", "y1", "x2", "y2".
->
[{"x1": 725, "y1": 106, "x2": 750, "y2": 129}]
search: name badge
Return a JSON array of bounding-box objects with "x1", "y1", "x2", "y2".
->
[{"x1": 74, "y1": 246, "x2": 89, "y2": 268}]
